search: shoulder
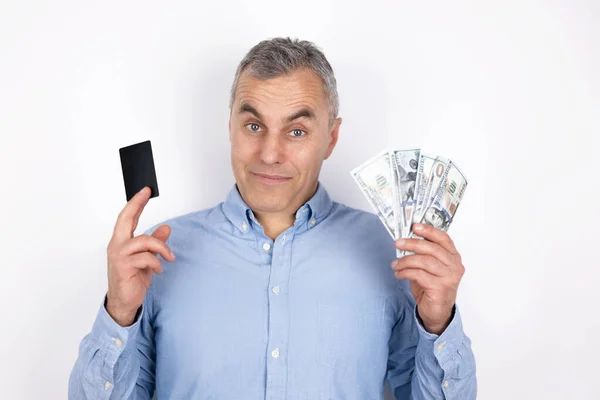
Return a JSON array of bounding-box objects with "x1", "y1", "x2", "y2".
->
[
  {"x1": 332, "y1": 202, "x2": 380, "y2": 224},
  {"x1": 329, "y1": 201, "x2": 393, "y2": 242},
  {"x1": 141, "y1": 202, "x2": 227, "y2": 248},
  {"x1": 318, "y1": 201, "x2": 397, "y2": 262}
]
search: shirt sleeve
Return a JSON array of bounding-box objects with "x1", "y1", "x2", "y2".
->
[
  {"x1": 386, "y1": 283, "x2": 477, "y2": 399},
  {"x1": 68, "y1": 293, "x2": 157, "y2": 399}
]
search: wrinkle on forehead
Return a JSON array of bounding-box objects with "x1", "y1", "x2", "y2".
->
[{"x1": 233, "y1": 69, "x2": 329, "y2": 122}]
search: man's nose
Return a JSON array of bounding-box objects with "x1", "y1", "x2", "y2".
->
[{"x1": 259, "y1": 133, "x2": 284, "y2": 165}]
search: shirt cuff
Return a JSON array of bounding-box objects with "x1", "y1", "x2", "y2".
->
[
  {"x1": 91, "y1": 294, "x2": 143, "y2": 363},
  {"x1": 414, "y1": 304, "x2": 466, "y2": 367}
]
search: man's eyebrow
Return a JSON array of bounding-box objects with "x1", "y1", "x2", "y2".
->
[
  {"x1": 239, "y1": 103, "x2": 263, "y2": 120},
  {"x1": 286, "y1": 108, "x2": 316, "y2": 123}
]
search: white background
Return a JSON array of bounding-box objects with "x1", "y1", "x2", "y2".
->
[{"x1": 1, "y1": 1, "x2": 598, "y2": 399}]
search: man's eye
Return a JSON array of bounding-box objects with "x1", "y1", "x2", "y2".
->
[
  {"x1": 246, "y1": 123, "x2": 261, "y2": 132},
  {"x1": 290, "y1": 129, "x2": 305, "y2": 137}
]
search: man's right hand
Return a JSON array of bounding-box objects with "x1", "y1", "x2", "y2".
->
[{"x1": 105, "y1": 186, "x2": 176, "y2": 327}]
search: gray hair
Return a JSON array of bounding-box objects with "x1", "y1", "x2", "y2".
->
[{"x1": 229, "y1": 37, "x2": 339, "y2": 125}]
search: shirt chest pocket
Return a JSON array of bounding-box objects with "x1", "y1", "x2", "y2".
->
[{"x1": 316, "y1": 296, "x2": 389, "y2": 372}]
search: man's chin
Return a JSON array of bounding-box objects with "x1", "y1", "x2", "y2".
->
[
  {"x1": 249, "y1": 198, "x2": 291, "y2": 214},
  {"x1": 240, "y1": 187, "x2": 286, "y2": 210}
]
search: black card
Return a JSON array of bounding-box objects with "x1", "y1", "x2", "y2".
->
[{"x1": 119, "y1": 140, "x2": 159, "y2": 201}]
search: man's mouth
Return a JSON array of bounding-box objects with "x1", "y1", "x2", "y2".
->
[{"x1": 251, "y1": 172, "x2": 292, "y2": 185}]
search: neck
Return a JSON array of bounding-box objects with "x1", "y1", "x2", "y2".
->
[
  {"x1": 253, "y1": 182, "x2": 319, "y2": 240},
  {"x1": 254, "y1": 212, "x2": 295, "y2": 240}
]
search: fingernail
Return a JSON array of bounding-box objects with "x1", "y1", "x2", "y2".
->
[
  {"x1": 390, "y1": 260, "x2": 398, "y2": 269},
  {"x1": 396, "y1": 239, "x2": 406, "y2": 247},
  {"x1": 170, "y1": 251, "x2": 176, "y2": 260},
  {"x1": 414, "y1": 224, "x2": 424, "y2": 231}
]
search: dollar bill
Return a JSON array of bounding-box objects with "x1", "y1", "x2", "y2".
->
[
  {"x1": 402, "y1": 160, "x2": 467, "y2": 255},
  {"x1": 390, "y1": 149, "x2": 420, "y2": 239},
  {"x1": 351, "y1": 149, "x2": 468, "y2": 256},
  {"x1": 418, "y1": 161, "x2": 468, "y2": 232},
  {"x1": 350, "y1": 150, "x2": 397, "y2": 239},
  {"x1": 419, "y1": 157, "x2": 449, "y2": 222},
  {"x1": 412, "y1": 154, "x2": 436, "y2": 224}
]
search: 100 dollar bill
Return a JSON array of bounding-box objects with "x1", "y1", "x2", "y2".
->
[
  {"x1": 412, "y1": 154, "x2": 436, "y2": 224},
  {"x1": 405, "y1": 161, "x2": 468, "y2": 254},
  {"x1": 419, "y1": 157, "x2": 449, "y2": 222},
  {"x1": 420, "y1": 161, "x2": 467, "y2": 231},
  {"x1": 350, "y1": 150, "x2": 397, "y2": 239},
  {"x1": 390, "y1": 149, "x2": 420, "y2": 239}
]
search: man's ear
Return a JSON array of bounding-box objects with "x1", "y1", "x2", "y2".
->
[{"x1": 324, "y1": 117, "x2": 342, "y2": 160}]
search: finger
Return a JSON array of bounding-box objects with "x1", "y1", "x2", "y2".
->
[
  {"x1": 128, "y1": 222, "x2": 171, "y2": 257},
  {"x1": 123, "y1": 187, "x2": 152, "y2": 239},
  {"x1": 113, "y1": 187, "x2": 152, "y2": 243},
  {"x1": 120, "y1": 234, "x2": 175, "y2": 262},
  {"x1": 394, "y1": 238, "x2": 453, "y2": 265},
  {"x1": 394, "y1": 267, "x2": 435, "y2": 289},
  {"x1": 144, "y1": 225, "x2": 174, "y2": 261},
  {"x1": 391, "y1": 255, "x2": 448, "y2": 277},
  {"x1": 128, "y1": 252, "x2": 163, "y2": 274},
  {"x1": 411, "y1": 223, "x2": 458, "y2": 255},
  {"x1": 149, "y1": 225, "x2": 172, "y2": 255}
]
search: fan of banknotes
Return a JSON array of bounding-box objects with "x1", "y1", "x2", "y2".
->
[{"x1": 350, "y1": 149, "x2": 468, "y2": 253}]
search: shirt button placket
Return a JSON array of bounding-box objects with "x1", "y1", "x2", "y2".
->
[{"x1": 264, "y1": 231, "x2": 291, "y2": 399}]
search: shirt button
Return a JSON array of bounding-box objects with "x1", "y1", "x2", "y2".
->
[
  {"x1": 241, "y1": 222, "x2": 248, "y2": 232},
  {"x1": 262, "y1": 242, "x2": 271, "y2": 251},
  {"x1": 272, "y1": 286, "x2": 280, "y2": 294},
  {"x1": 436, "y1": 342, "x2": 444, "y2": 351},
  {"x1": 104, "y1": 381, "x2": 111, "y2": 390},
  {"x1": 114, "y1": 338, "x2": 123, "y2": 347},
  {"x1": 271, "y1": 348, "x2": 280, "y2": 358},
  {"x1": 443, "y1": 381, "x2": 449, "y2": 388},
  {"x1": 281, "y1": 235, "x2": 286, "y2": 244},
  {"x1": 309, "y1": 218, "x2": 316, "y2": 226}
]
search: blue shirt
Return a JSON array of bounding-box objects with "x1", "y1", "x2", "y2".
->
[{"x1": 69, "y1": 183, "x2": 477, "y2": 399}]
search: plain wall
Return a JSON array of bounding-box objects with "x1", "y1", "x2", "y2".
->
[{"x1": 1, "y1": 1, "x2": 599, "y2": 399}]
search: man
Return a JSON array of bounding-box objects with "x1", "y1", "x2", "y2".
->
[{"x1": 69, "y1": 37, "x2": 477, "y2": 399}]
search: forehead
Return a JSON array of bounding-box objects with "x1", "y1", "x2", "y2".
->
[{"x1": 234, "y1": 68, "x2": 328, "y2": 114}]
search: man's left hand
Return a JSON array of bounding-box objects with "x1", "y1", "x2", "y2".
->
[{"x1": 391, "y1": 223, "x2": 465, "y2": 335}]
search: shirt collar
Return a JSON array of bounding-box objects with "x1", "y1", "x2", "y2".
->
[
  {"x1": 221, "y1": 184, "x2": 252, "y2": 233},
  {"x1": 222, "y1": 182, "x2": 334, "y2": 234},
  {"x1": 299, "y1": 182, "x2": 333, "y2": 227}
]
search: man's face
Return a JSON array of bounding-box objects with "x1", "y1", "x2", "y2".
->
[{"x1": 229, "y1": 68, "x2": 341, "y2": 217}]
